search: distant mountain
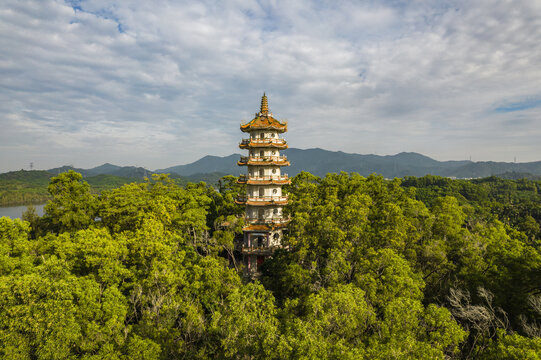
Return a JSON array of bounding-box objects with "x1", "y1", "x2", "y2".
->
[
  {"x1": 45, "y1": 164, "x2": 223, "y2": 185},
  {"x1": 156, "y1": 148, "x2": 541, "y2": 179},
  {"x1": 180, "y1": 172, "x2": 229, "y2": 186},
  {"x1": 3, "y1": 148, "x2": 541, "y2": 208},
  {"x1": 90, "y1": 163, "x2": 122, "y2": 174},
  {"x1": 156, "y1": 154, "x2": 241, "y2": 177},
  {"x1": 108, "y1": 166, "x2": 152, "y2": 179},
  {"x1": 48, "y1": 165, "x2": 96, "y2": 177},
  {"x1": 10, "y1": 148, "x2": 541, "y2": 183},
  {"x1": 0, "y1": 170, "x2": 53, "y2": 183},
  {"x1": 493, "y1": 172, "x2": 541, "y2": 181},
  {"x1": 283, "y1": 148, "x2": 471, "y2": 178},
  {"x1": 48, "y1": 164, "x2": 153, "y2": 179},
  {"x1": 0, "y1": 170, "x2": 141, "y2": 207},
  {"x1": 440, "y1": 161, "x2": 541, "y2": 178}
]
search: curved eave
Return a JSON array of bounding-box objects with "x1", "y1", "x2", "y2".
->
[
  {"x1": 246, "y1": 180, "x2": 291, "y2": 185},
  {"x1": 238, "y1": 161, "x2": 290, "y2": 166},
  {"x1": 239, "y1": 143, "x2": 288, "y2": 149},
  {"x1": 242, "y1": 223, "x2": 289, "y2": 232},
  {"x1": 237, "y1": 178, "x2": 291, "y2": 185},
  {"x1": 245, "y1": 219, "x2": 291, "y2": 226},
  {"x1": 240, "y1": 125, "x2": 287, "y2": 133},
  {"x1": 243, "y1": 200, "x2": 289, "y2": 206},
  {"x1": 235, "y1": 199, "x2": 289, "y2": 206},
  {"x1": 237, "y1": 179, "x2": 291, "y2": 185}
]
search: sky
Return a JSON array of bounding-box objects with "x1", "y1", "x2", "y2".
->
[{"x1": 1, "y1": 0, "x2": 541, "y2": 173}]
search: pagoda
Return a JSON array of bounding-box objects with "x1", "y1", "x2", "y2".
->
[{"x1": 236, "y1": 94, "x2": 290, "y2": 275}]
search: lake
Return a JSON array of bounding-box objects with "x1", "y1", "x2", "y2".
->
[{"x1": 0, "y1": 204, "x2": 46, "y2": 219}]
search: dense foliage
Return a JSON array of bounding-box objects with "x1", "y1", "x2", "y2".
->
[{"x1": 0, "y1": 170, "x2": 539, "y2": 359}]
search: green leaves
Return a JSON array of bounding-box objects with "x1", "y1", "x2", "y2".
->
[
  {"x1": 1, "y1": 170, "x2": 540, "y2": 359},
  {"x1": 44, "y1": 170, "x2": 98, "y2": 233},
  {"x1": 0, "y1": 263, "x2": 128, "y2": 359},
  {"x1": 209, "y1": 282, "x2": 283, "y2": 359},
  {"x1": 0, "y1": 217, "x2": 33, "y2": 275}
]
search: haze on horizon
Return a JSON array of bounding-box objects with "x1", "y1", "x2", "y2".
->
[{"x1": 1, "y1": 0, "x2": 541, "y2": 173}]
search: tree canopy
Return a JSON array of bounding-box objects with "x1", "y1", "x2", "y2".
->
[{"x1": 0, "y1": 171, "x2": 539, "y2": 359}]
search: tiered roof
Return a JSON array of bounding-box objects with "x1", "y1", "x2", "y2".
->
[
  {"x1": 240, "y1": 94, "x2": 288, "y2": 133},
  {"x1": 237, "y1": 176, "x2": 291, "y2": 186},
  {"x1": 237, "y1": 158, "x2": 290, "y2": 166},
  {"x1": 235, "y1": 198, "x2": 289, "y2": 206},
  {"x1": 242, "y1": 223, "x2": 289, "y2": 232},
  {"x1": 239, "y1": 139, "x2": 288, "y2": 150}
]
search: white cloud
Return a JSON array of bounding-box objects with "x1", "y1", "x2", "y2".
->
[{"x1": 1, "y1": 0, "x2": 540, "y2": 172}]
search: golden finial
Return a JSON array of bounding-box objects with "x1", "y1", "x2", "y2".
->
[{"x1": 260, "y1": 93, "x2": 268, "y2": 114}]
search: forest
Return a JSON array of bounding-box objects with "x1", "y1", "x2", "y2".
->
[{"x1": 0, "y1": 170, "x2": 540, "y2": 359}]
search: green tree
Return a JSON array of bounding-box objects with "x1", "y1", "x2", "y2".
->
[{"x1": 43, "y1": 170, "x2": 97, "y2": 233}]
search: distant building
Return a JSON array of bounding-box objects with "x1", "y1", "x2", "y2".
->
[{"x1": 236, "y1": 94, "x2": 290, "y2": 275}]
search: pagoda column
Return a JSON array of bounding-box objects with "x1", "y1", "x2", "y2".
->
[{"x1": 236, "y1": 94, "x2": 290, "y2": 275}]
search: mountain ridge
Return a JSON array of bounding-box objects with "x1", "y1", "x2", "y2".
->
[
  {"x1": 5, "y1": 148, "x2": 541, "y2": 180},
  {"x1": 156, "y1": 148, "x2": 541, "y2": 179}
]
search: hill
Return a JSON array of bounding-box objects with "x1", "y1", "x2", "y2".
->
[
  {"x1": 157, "y1": 148, "x2": 541, "y2": 178},
  {"x1": 48, "y1": 164, "x2": 153, "y2": 179},
  {"x1": 0, "y1": 170, "x2": 142, "y2": 207},
  {"x1": 156, "y1": 154, "x2": 241, "y2": 177},
  {"x1": 0, "y1": 170, "x2": 53, "y2": 206},
  {"x1": 3, "y1": 148, "x2": 541, "y2": 207},
  {"x1": 0, "y1": 168, "x2": 223, "y2": 207}
]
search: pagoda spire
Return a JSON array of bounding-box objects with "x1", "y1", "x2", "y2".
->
[{"x1": 260, "y1": 93, "x2": 269, "y2": 114}]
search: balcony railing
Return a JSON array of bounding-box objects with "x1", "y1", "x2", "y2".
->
[
  {"x1": 241, "y1": 246, "x2": 275, "y2": 255},
  {"x1": 237, "y1": 195, "x2": 289, "y2": 203},
  {"x1": 245, "y1": 217, "x2": 290, "y2": 225},
  {"x1": 239, "y1": 155, "x2": 288, "y2": 163},
  {"x1": 238, "y1": 174, "x2": 289, "y2": 182},
  {"x1": 240, "y1": 138, "x2": 286, "y2": 145}
]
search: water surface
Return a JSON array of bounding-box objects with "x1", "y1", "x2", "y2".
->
[{"x1": 0, "y1": 204, "x2": 46, "y2": 219}]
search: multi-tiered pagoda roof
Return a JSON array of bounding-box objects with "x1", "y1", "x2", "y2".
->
[{"x1": 240, "y1": 94, "x2": 288, "y2": 133}]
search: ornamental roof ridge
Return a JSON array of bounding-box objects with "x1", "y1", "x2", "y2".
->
[{"x1": 240, "y1": 94, "x2": 288, "y2": 132}]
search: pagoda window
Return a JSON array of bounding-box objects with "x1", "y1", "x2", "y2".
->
[
  {"x1": 271, "y1": 133, "x2": 275, "y2": 138},
  {"x1": 272, "y1": 189, "x2": 277, "y2": 194},
  {"x1": 273, "y1": 208, "x2": 278, "y2": 215},
  {"x1": 272, "y1": 150, "x2": 276, "y2": 155},
  {"x1": 260, "y1": 133, "x2": 264, "y2": 139},
  {"x1": 258, "y1": 209, "x2": 264, "y2": 219},
  {"x1": 259, "y1": 169, "x2": 264, "y2": 177},
  {"x1": 259, "y1": 187, "x2": 264, "y2": 197},
  {"x1": 272, "y1": 168, "x2": 276, "y2": 174},
  {"x1": 260, "y1": 150, "x2": 264, "y2": 157}
]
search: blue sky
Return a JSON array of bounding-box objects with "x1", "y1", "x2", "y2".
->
[{"x1": 1, "y1": 0, "x2": 541, "y2": 172}]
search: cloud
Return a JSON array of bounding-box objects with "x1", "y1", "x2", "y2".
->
[{"x1": 1, "y1": 0, "x2": 541, "y2": 172}]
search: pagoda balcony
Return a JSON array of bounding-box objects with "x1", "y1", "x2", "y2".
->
[
  {"x1": 240, "y1": 246, "x2": 275, "y2": 256},
  {"x1": 245, "y1": 217, "x2": 291, "y2": 225},
  {"x1": 237, "y1": 174, "x2": 290, "y2": 184},
  {"x1": 239, "y1": 138, "x2": 288, "y2": 149},
  {"x1": 235, "y1": 195, "x2": 289, "y2": 205},
  {"x1": 237, "y1": 155, "x2": 290, "y2": 166},
  {"x1": 240, "y1": 155, "x2": 288, "y2": 162}
]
